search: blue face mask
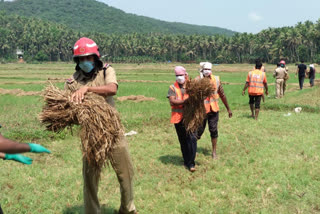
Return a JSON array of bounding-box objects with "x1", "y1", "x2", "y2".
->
[{"x1": 79, "y1": 61, "x2": 94, "y2": 73}]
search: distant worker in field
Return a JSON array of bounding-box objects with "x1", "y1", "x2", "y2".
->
[
  {"x1": 196, "y1": 62, "x2": 232, "y2": 159},
  {"x1": 273, "y1": 60, "x2": 288, "y2": 98},
  {"x1": 65, "y1": 37, "x2": 136, "y2": 214},
  {"x1": 281, "y1": 60, "x2": 290, "y2": 95},
  {"x1": 167, "y1": 66, "x2": 198, "y2": 172},
  {"x1": 242, "y1": 60, "x2": 269, "y2": 120},
  {"x1": 308, "y1": 64, "x2": 316, "y2": 87},
  {"x1": 253, "y1": 61, "x2": 266, "y2": 102},
  {"x1": 0, "y1": 125, "x2": 51, "y2": 214},
  {"x1": 296, "y1": 60, "x2": 307, "y2": 90}
]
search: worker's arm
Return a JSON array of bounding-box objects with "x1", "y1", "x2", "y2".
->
[
  {"x1": 264, "y1": 83, "x2": 269, "y2": 95},
  {"x1": 0, "y1": 134, "x2": 50, "y2": 164},
  {"x1": 273, "y1": 70, "x2": 276, "y2": 78},
  {"x1": 218, "y1": 84, "x2": 232, "y2": 118},
  {"x1": 0, "y1": 134, "x2": 31, "y2": 153},
  {"x1": 0, "y1": 134, "x2": 51, "y2": 154},
  {"x1": 169, "y1": 96, "x2": 187, "y2": 106},
  {"x1": 70, "y1": 83, "x2": 117, "y2": 104},
  {"x1": 242, "y1": 82, "x2": 249, "y2": 96}
]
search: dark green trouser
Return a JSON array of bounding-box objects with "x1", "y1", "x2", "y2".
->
[{"x1": 83, "y1": 136, "x2": 136, "y2": 214}]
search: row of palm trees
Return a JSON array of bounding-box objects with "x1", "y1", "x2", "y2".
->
[{"x1": 1, "y1": 12, "x2": 320, "y2": 64}]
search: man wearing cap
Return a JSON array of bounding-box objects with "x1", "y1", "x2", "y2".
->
[
  {"x1": 167, "y1": 66, "x2": 198, "y2": 172},
  {"x1": 196, "y1": 62, "x2": 232, "y2": 159},
  {"x1": 273, "y1": 60, "x2": 288, "y2": 98},
  {"x1": 296, "y1": 60, "x2": 307, "y2": 90},
  {"x1": 65, "y1": 37, "x2": 136, "y2": 214},
  {"x1": 242, "y1": 60, "x2": 269, "y2": 120},
  {"x1": 308, "y1": 64, "x2": 316, "y2": 87}
]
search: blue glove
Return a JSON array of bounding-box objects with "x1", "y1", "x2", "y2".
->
[
  {"x1": 28, "y1": 143, "x2": 51, "y2": 153},
  {"x1": 4, "y1": 154, "x2": 32, "y2": 165}
]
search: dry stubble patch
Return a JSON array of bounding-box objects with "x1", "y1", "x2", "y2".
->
[
  {"x1": 0, "y1": 88, "x2": 41, "y2": 96},
  {"x1": 117, "y1": 95, "x2": 156, "y2": 102}
]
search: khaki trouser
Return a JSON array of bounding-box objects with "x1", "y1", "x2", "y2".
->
[
  {"x1": 283, "y1": 79, "x2": 287, "y2": 94},
  {"x1": 83, "y1": 136, "x2": 136, "y2": 214},
  {"x1": 276, "y1": 79, "x2": 284, "y2": 98}
]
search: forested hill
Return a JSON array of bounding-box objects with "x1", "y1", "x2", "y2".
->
[{"x1": 0, "y1": 0, "x2": 235, "y2": 36}]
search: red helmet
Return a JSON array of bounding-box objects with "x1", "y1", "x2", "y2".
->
[
  {"x1": 280, "y1": 60, "x2": 286, "y2": 65},
  {"x1": 73, "y1": 37, "x2": 100, "y2": 58}
]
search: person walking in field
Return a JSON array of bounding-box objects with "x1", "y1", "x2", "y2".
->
[
  {"x1": 0, "y1": 125, "x2": 51, "y2": 214},
  {"x1": 242, "y1": 60, "x2": 269, "y2": 120},
  {"x1": 296, "y1": 60, "x2": 307, "y2": 90},
  {"x1": 273, "y1": 60, "x2": 288, "y2": 98},
  {"x1": 65, "y1": 37, "x2": 136, "y2": 214},
  {"x1": 308, "y1": 64, "x2": 316, "y2": 87},
  {"x1": 167, "y1": 66, "x2": 198, "y2": 172},
  {"x1": 280, "y1": 60, "x2": 290, "y2": 95},
  {"x1": 196, "y1": 62, "x2": 232, "y2": 159}
]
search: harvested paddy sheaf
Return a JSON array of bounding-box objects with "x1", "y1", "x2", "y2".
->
[
  {"x1": 39, "y1": 84, "x2": 124, "y2": 173},
  {"x1": 117, "y1": 95, "x2": 156, "y2": 102},
  {"x1": 183, "y1": 78, "x2": 215, "y2": 133},
  {"x1": 0, "y1": 88, "x2": 41, "y2": 96}
]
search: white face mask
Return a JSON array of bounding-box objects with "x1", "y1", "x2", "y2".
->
[
  {"x1": 203, "y1": 70, "x2": 212, "y2": 77},
  {"x1": 176, "y1": 75, "x2": 185, "y2": 84}
]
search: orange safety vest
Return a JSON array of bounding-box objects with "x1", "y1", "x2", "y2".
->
[
  {"x1": 170, "y1": 81, "x2": 189, "y2": 124},
  {"x1": 248, "y1": 70, "x2": 265, "y2": 95},
  {"x1": 196, "y1": 75, "x2": 220, "y2": 113}
]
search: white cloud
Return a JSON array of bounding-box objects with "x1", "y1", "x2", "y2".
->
[{"x1": 248, "y1": 12, "x2": 263, "y2": 22}]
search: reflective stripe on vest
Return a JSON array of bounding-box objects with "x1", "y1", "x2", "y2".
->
[
  {"x1": 170, "y1": 82, "x2": 189, "y2": 124},
  {"x1": 204, "y1": 75, "x2": 220, "y2": 113},
  {"x1": 248, "y1": 70, "x2": 265, "y2": 95}
]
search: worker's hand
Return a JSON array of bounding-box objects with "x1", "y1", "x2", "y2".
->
[
  {"x1": 183, "y1": 97, "x2": 190, "y2": 104},
  {"x1": 28, "y1": 143, "x2": 51, "y2": 153},
  {"x1": 4, "y1": 154, "x2": 32, "y2": 165},
  {"x1": 70, "y1": 86, "x2": 89, "y2": 104},
  {"x1": 242, "y1": 90, "x2": 245, "y2": 96},
  {"x1": 227, "y1": 109, "x2": 232, "y2": 118},
  {"x1": 265, "y1": 91, "x2": 269, "y2": 96}
]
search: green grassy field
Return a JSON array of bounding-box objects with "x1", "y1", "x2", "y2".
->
[{"x1": 0, "y1": 63, "x2": 319, "y2": 214}]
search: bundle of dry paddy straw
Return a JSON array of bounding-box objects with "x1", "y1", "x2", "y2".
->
[
  {"x1": 183, "y1": 78, "x2": 215, "y2": 133},
  {"x1": 39, "y1": 84, "x2": 124, "y2": 173}
]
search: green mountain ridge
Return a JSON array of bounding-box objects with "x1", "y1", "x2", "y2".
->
[{"x1": 0, "y1": 0, "x2": 236, "y2": 36}]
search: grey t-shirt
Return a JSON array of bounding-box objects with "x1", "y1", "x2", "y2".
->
[{"x1": 167, "y1": 83, "x2": 186, "y2": 98}]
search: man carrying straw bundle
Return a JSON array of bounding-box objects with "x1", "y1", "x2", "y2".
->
[
  {"x1": 65, "y1": 37, "x2": 136, "y2": 214},
  {"x1": 167, "y1": 66, "x2": 198, "y2": 172},
  {"x1": 196, "y1": 62, "x2": 232, "y2": 159}
]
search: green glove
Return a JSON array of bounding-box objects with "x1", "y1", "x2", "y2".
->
[
  {"x1": 4, "y1": 154, "x2": 32, "y2": 165},
  {"x1": 28, "y1": 143, "x2": 51, "y2": 153}
]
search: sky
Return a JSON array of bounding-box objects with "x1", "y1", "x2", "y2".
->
[{"x1": 99, "y1": 0, "x2": 320, "y2": 33}]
